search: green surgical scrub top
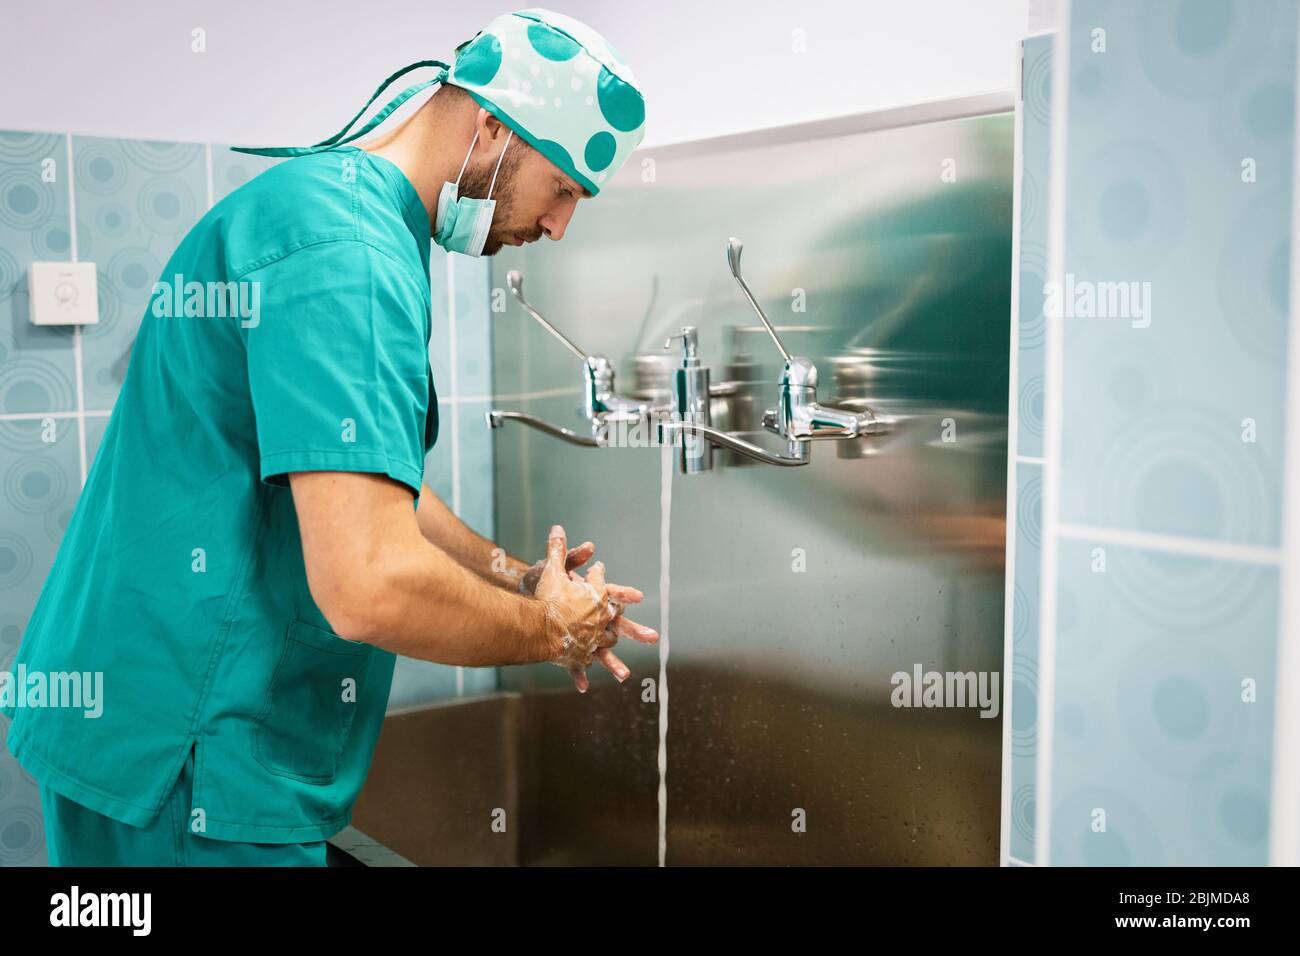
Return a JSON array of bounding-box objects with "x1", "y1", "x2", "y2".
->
[{"x1": 1, "y1": 146, "x2": 438, "y2": 842}]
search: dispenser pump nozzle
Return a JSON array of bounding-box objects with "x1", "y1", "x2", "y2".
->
[{"x1": 664, "y1": 326, "x2": 700, "y2": 367}]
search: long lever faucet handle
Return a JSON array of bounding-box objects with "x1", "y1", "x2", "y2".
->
[
  {"x1": 726, "y1": 238, "x2": 792, "y2": 365},
  {"x1": 506, "y1": 270, "x2": 587, "y2": 362}
]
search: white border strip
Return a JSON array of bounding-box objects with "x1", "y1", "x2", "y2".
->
[
  {"x1": 1268, "y1": 8, "x2": 1300, "y2": 868},
  {"x1": 644, "y1": 90, "x2": 1014, "y2": 156},
  {"x1": 1036, "y1": 0, "x2": 1072, "y2": 868},
  {"x1": 1059, "y1": 523, "x2": 1282, "y2": 566},
  {"x1": 0, "y1": 409, "x2": 109, "y2": 421},
  {"x1": 999, "y1": 37, "x2": 1028, "y2": 869}
]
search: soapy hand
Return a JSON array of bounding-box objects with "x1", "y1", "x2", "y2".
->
[
  {"x1": 532, "y1": 524, "x2": 657, "y2": 693},
  {"x1": 522, "y1": 539, "x2": 650, "y2": 627},
  {"x1": 519, "y1": 539, "x2": 595, "y2": 596}
]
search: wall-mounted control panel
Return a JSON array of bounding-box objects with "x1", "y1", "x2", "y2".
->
[{"x1": 28, "y1": 261, "x2": 99, "y2": 326}]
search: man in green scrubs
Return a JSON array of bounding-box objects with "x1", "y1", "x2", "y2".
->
[{"x1": 1, "y1": 8, "x2": 655, "y2": 866}]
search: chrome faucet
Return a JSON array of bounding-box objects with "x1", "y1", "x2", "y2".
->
[
  {"x1": 658, "y1": 238, "x2": 886, "y2": 470},
  {"x1": 486, "y1": 271, "x2": 651, "y2": 446}
]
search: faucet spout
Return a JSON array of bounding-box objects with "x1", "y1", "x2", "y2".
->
[
  {"x1": 486, "y1": 410, "x2": 603, "y2": 447},
  {"x1": 761, "y1": 354, "x2": 889, "y2": 442},
  {"x1": 658, "y1": 419, "x2": 808, "y2": 467},
  {"x1": 805, "y1": 401, "x2": 884, "y2": 438}
]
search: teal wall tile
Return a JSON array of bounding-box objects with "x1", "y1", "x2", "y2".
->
[
  {"x1": 452, "y1": 256, "x2": 493, "y2": 399},
  {"x1": 0, "y1": 718, "x2": 45, "y2": 866},
  {"x1": 0, "y1": 132, "x2": 77, "y2": 415},
  {"x1": 1007, "y1": 0, "x2": 1299, "y2": 867},
  {"x1": 388, "y1": 659, "x2": 461, "y2": 710},
  {"x1": 1056, "y1": 1, "x2": 1296, "y2": 546},
  {"x1": 423, "y1": 403, "x2": 454, "y2": 505},
  {"x1": 1009, "y1": 461, "x2": 1041, "y2": 863},
  {"x1": 1049, "y1": 539, "x2": 1277, "y2": 865},
  {"x1": 461, "y1": 666, "x2": 498, "y2": 696},
  {"x1": 429, "y1": 247, "x2": 453, "y2": 396},
  {"x1": 209, "y1": 145, "x2": 280, "y2": 203},
  {"x1": 0, "y1": 419, "x2": 78, "y2": 638},
  {"x1": 1017, "y1": 36, "x2": 1051, "y2": 460},
  {"x1": 73, "y1": 136, "x2": 207, "y2": 411},
  {"x1": 456, "y1": 400, "x2": 495, "y2": 540},
  {"x1": 389, "y1": 660, "x2": 498, "y2": 709}
]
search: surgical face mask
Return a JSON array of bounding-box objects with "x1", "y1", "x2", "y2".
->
[{"x1": 434, "y1": 128, "x2": 514, "y2": 257}]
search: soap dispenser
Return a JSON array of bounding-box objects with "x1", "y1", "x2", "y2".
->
[{"x1": 664, "y1": 325, "x2": 713, "y2": 474}]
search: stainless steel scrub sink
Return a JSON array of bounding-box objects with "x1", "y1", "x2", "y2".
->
[{"x1": 350, "y1": 673, "x2": 999, "y2": 866}]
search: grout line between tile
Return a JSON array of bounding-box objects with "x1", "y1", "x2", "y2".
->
[
  {"x1": 66, "y1": 133, "x2": 87, "y2": 487},
  {"x1": 999, "y1": 36, "x2": 1027, "y2": 869},
  {"x1": 1057, "y1": 523, "x2": 1283, "y2": 567},
  {"x1": 1036, "y1": 6, "x2": 1071, "y2": 867}
]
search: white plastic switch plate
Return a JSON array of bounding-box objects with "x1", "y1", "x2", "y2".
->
[{"x1": 28, "y1": 261, "x2": 99, "y2": 326}]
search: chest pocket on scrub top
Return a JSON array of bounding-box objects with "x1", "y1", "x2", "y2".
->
[{"x1": 253, "y1": 619, "x2": 370, "y2": 783}]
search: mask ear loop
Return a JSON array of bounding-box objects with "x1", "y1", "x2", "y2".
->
[
  {"x1": 486, "y1": 130, "x2": 514, "y2": 200},
  {"x1": 466, "y1": 131, "x2": 515, "y2": 256},
  {"x1": 454, "y1": 129, "x2": 481, "y2": 188}
]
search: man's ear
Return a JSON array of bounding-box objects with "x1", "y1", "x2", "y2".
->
[{"x1": 478, "y1": 107, "x2": 508, "y2": 142}]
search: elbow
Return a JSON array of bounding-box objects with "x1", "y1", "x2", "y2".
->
[
  {"x1": 317, "y1": 603, "x2": 383, "y2": 645},
  {"x1": 306, "y1": 564, "x2": 395, "y2": 645}
]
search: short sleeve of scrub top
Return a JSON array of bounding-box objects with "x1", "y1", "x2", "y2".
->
[{"x1": 243, "y1": 239, "x2": 432, "y2": 495}]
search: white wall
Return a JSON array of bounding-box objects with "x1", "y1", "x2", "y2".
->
[{"x1": 1, "y1": 0, "x2": 1028, "y2": 147}]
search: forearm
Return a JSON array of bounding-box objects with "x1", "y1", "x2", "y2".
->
[
  {"x1": 354, "y1": 534, "x2": 557, "y2": 666},
  {"x1": 292, "y1": 473, "x2": 554, "y2": 666},
  {"x1": 416, "y1": 484, "x2": 530, "y2": 589}
]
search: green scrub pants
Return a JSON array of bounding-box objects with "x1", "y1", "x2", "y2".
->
[{"x1": 40, "y1": 745, "x2": 328, "y2": 867}]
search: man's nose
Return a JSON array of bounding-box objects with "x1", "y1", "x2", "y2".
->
[{"x1": 540, "y1": 202, "x2": 576, "y2": 241}]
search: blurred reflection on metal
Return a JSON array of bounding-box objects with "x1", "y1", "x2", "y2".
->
[{"x1": 362, "y1": 92, "x2": 1015, "y2": 866}]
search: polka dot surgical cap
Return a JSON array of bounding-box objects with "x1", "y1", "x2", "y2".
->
[{"x1": 448, "y1": 8, "x2": 645, "y2": 196}]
